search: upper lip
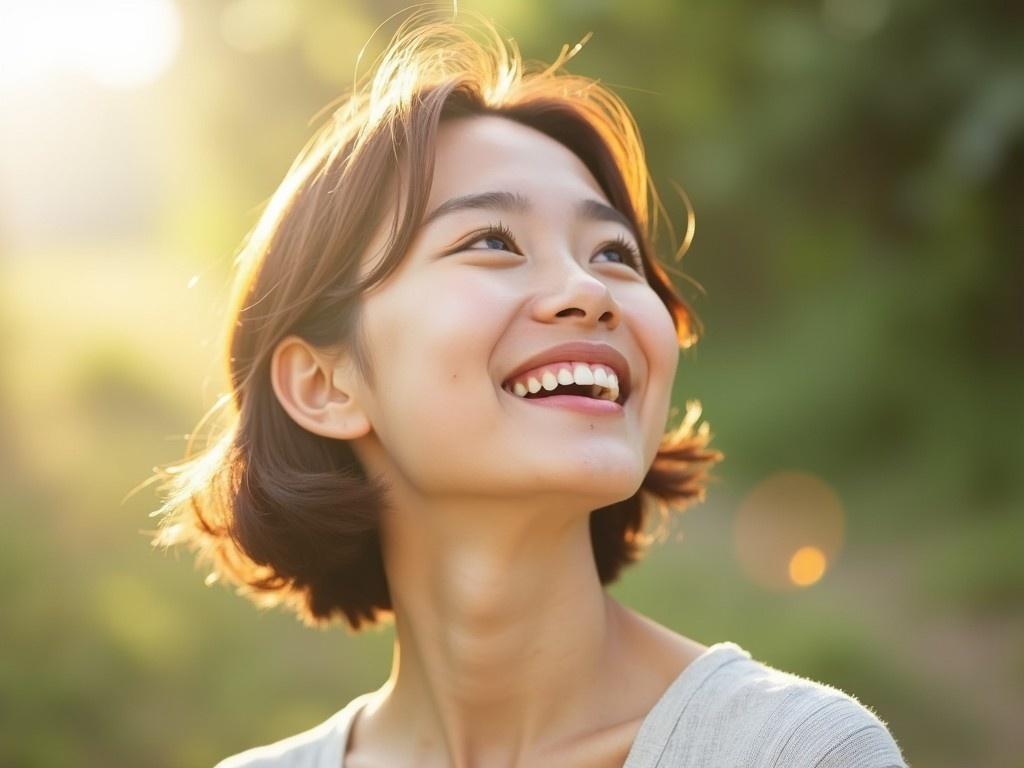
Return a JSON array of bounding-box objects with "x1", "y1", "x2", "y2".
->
[{"x1": 500, "y1": 341, "x2": 632, "y2": 402}]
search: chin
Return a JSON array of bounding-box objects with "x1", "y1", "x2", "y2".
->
[{"x1": 533, "y1": 457, "x2": 643, "y2": 500}]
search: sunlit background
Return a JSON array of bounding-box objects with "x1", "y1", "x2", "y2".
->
[{"x1": 1, "y1": 1, "x2": 1021, "y2": 766}]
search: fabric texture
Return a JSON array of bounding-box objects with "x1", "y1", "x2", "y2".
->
[{"x1": 214, "y1": 640, "x2": 909, "y2": 767}]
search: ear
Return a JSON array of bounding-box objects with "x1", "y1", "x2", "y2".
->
[{"x1": 270, "y1": 335, "x2": 372, "y2": 440}]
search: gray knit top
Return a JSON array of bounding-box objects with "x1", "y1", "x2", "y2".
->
[{"x1": 215, "y1": 641, "x2": 909, "y2": 767}]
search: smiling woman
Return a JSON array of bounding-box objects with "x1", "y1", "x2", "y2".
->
[
  {"x1": 148, "y1": 8, "x2": 907, "y2": 768},
  {"x1": 152, "y1": 8, "x2": 713, "y2": 633}
]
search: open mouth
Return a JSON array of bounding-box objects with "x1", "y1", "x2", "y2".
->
[
  {"x1": 498, "y1": 343, "x2": 633, "y2": 409},
  {"x1": 500, "y1": 379, "x2": 627, "y2": 406}
]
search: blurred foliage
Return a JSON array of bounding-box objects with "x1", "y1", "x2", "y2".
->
[{"x1": 0, "y1": 0, "x2": 1021, "y2": 766}]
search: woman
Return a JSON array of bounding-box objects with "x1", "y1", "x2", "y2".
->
[{"x1": 152, "y1": 10, "x2": 908, "y2": 767}]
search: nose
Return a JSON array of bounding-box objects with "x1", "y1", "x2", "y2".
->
[{"x1": 528, "y1": 258, "x2": 622, "y2": 331}]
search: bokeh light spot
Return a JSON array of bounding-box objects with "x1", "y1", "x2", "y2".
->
[
  {"x1": 789, "y1": 545, "x2": 828, "y2": 586},
  {"x1": 74, "y1": 0, "x2": 182, "y2": 89},
  {"x1": 0, "y1": 0, "x2": 182, "y2": 91},
  {"x1": 733, "y1": 471, "x2": 846, "y2": 591}
]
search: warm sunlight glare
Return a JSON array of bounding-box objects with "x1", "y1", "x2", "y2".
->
[
  {"x1": 0, "y1": 0, "x2": 181, "y2": 92},
  {"x1": 221, "y1": 0, "x2": 298, "y2": 53}
]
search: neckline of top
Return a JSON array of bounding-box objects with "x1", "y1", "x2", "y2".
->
[{"x1": 330, "y1": 640, "x2": 752, "y2": 767}]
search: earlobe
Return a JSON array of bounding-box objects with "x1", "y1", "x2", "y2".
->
[{"x1": 270, "y1": 335, "x2": 372, "y2": 440}]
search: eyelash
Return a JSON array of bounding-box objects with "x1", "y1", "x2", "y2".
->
[{"x1": 461, "y1": 221, "x2": 645, "y2": 274}]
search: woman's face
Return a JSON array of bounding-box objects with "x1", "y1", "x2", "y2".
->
[{"x1": 348, "y1": 114, "x2": 680, "y2": 510}]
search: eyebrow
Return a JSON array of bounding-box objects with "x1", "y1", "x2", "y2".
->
[{"x1": 421, "y1": 190, "x2": 637, "y2": 236}]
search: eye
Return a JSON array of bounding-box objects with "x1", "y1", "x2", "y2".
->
[
  {"x1": 454, "y1": 223, "x2": 644, "y2": 276},
  {"x1": 594, "y1": 235, "x2": 645, "y2": 274},
  {"x1": 464, "y1": 222, "x2": 519, "y2": 253}
]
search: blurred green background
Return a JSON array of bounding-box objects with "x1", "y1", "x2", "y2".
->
[{"x1": 1, "y1": 1, "x2": 1021, "y2": 766}]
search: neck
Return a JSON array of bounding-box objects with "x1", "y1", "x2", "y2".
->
[{"x1": 369, "y1": 494, "x2": 631, "y2": 766}]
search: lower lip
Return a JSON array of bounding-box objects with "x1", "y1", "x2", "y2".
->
[{"x1": 503, "y1": 389, "x2": 625, "y2": 415}]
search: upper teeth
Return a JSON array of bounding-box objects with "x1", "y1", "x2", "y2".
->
[{"x1": 504, "y1": 362, "x2": 621, "y2": 403}]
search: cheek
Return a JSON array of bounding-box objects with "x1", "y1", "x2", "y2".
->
[
  {"x1": 409, "y1": 272, "x2": 512, "y2": 391},
  {"x1": 376, "y1": 267, "x2": 506, "y2": 347},
  {"x1": 360, "y1": 273, "x2": 512, "y2": 454},
  {"x1": 631, "y1": 296, "x2": 683, "y2": 460},
  {"x1": 636, "y1": 294, "x2": 682, "y2": 390}
]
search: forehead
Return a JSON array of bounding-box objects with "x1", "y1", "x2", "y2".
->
[{"x1": 428, "y1": 115, "x2": 610, "y2": 211}]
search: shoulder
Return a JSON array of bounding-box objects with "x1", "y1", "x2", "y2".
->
[
  {"x1": 653, "y1": 642, "x2": 909, "y2": 767},
  {"x1": 769, "y1": 683, "x2": 909, "y2": 768},
  {"x1": 213, "y1": 697, "x2": 367, "y2": 768}
]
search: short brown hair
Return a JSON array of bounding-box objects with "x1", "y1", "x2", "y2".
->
[{"x1": 148, "y1": 10, "x2": 724, "y2": 632}]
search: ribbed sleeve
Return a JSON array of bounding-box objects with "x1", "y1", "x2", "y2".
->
[
  {"x1": 762, "y1": 693, "x2": 908, "y2": 767},
  {"x1": 623, "y1": 641, "x2": 909, "y2": 767}
]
